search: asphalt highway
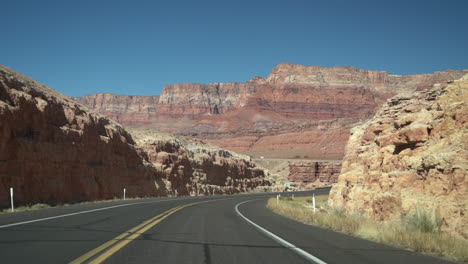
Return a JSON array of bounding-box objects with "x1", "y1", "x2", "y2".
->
[{"x1": 0, "y1": 188, "x2": 451, "y2": 264}]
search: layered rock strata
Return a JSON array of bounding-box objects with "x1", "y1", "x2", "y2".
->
[
  {"x1": 0, "y1": 66, "x2": 167, "y2": 208},
  {"x1": 76, "y1": 64, "x2": 467, "y2": 158},
  {"x1": 329, "y1": 76, "x2": 468, "y2": 237},
  {"x1": 76, "y1": 94, "x2": 159, "y2": 125},
  {"x1": 195, "y1": 118, "x2": 361, "y2": 159}
]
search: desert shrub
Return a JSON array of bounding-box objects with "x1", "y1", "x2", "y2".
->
[{"x1": 404, "y1": 208, "x2": 442, "y2": 233}]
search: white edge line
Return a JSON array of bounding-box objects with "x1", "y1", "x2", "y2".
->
[
  {"x1": 0, "y1": 197, "x2": 197, "y2": 229},
  {"x1": 235, "y1": 199, "x2": 327, "y2": 264}
]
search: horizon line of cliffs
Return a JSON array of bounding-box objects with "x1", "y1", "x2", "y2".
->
[
  {"x1": 76, "y1": 63, "x2": 468, "y2": 127},
  {"x1": 0, "y1": 65, "x2": 271, "y2": 208},
  {"x1": 76, "y1": 64, "x2": 467, "y2": 161},
  {"x1": 329, "y1": 75, "x2": 468, "y2": 238}
]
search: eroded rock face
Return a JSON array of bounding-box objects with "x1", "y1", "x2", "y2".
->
[
  {"x1": 0, "y1": 66, "x2": 167, "y2": 208},
  {"x1": 129, "y1": 130, "x2": 271, "y2": 196},
  {"x1": 76, "y1": 63, "x2": 467, "y2": 158},
  {"x1": 288, "y1": 161, "x2": 341, "y2": 188},
  {"x1": 329, "y1": 76, "x2": 468, "y2": 237}
]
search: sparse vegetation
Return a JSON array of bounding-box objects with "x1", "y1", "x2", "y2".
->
[
  {"x1": 0, "y1": 196, "x2": 151, "y2": 214},
  {"x1": 267, "y1": 196, "x2": 468, "y2": 262},
  {"x1": 404, "y1": 208, "x2": 442, "y2": 233},
  {"x1": 1, "y1": 203, "x2": 50, "y2": 213}
]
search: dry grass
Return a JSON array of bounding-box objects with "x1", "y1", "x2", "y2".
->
[
  {"x1": 267, "y1": 195, "x2": 468, "y2": 262},
  {"x1": 0, "y1": 203, "x2": 51, "y2": 213},
  {"x1": 0, "y1": 196, "x2": 151, "y2": 214}
]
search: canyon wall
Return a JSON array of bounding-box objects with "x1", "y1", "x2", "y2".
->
[
  {"x1": 329, "y1": 76, "x2": 468, "y2": 237},
  {"x1": 156, "y1": 63, "x2": 467, "y2": 123},
  {"x1": 0, "y1": 66, "x2": 167, "y2": 208},
  {"x1": 76, "y1": 64, "x2": 467, "y2": 158}
]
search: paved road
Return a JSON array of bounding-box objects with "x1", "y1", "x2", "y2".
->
[{"x1": 0, "y1": 189, "x2": 451, "y2": 264}]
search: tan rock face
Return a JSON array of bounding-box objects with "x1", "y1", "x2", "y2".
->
[
  {"x1": 76, "y1": 94, "x2": 159, "y2": 125},
  {"x1": 129, "y1": 130, "x2": 271, "y2": 196},
  {"x1": 329, "y1": 76, "x2": 468, "y2": 237},
  {"x1": 0, "y1": 66, "x2": 167, "y2": 208},
  {"x1": 76, "y1": 63, "x2": 467, "y2": 158}
]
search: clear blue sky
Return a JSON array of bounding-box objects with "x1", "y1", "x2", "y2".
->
[{"x1": 2, "y1": 0, "x2": 467, "y2": 97}]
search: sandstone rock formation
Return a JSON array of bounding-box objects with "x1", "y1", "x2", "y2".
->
[
  {"x1": 129, "y1": 129, "x2": 270, "y2": 196},
  {"x1": 329, "y1": 76, "x2": 468, "y2": 237},
  {"x1": 0, "y1": 65, "x2": 167, "y2": 208},
  {"x1": 76, "y1": 63, "x2": 467, "y2": 158}
]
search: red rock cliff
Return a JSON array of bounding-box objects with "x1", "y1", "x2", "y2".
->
[
  {"x1": 0, "y1": 65, "x2": 167, "y2": 208},
  {"x1": 157, "y1": 63, "x2": 467, "y2": 123},
  {"x1": 76, "y1": 64, "x2": 467, "y2": 158},
  {"x1": 79, "y1": 64, "x2": 467, "y2": 127}
]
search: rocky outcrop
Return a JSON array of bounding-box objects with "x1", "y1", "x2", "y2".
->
[
  {"x1": 0, "y1": 66, "x2": 167, "y2": 208},
  {"x1": 288, "y1": 161, "x2": 341, "y2": 188},
  {"x1": 76, "y1": 93, "x2": 159, "y2": 125},
  {"x1": 77, "y1": 64, "x2": 467, "y2": 158},
  {"x1": 129, "y1": 129, "x2": 271, "y2": 195},
  {"x1": 329, "y1": 76, "x2": 468, "y2": 237},
  {"x1": 252, "y1": 158, "x2": 341, "y2": 191}
]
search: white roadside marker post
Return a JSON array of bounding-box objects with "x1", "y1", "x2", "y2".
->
[
  {"x1": 10, "y1": 187, "x2": 14, "y2": 213},
  {"x1": 123, "y1": 188, "x2": 126, "y2": 201},
  {"x1": 292, "y1": 194, "x2": 294, "y2": 199},
  {"x1": 276, "y1": 194, "x2": 279, "y2": 204},
  {"x1": 312, "y1": 193, "x2": 316, "y2": 214}
]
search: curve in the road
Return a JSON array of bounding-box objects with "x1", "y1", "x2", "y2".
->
[{"x1": 235, "y1": 199, "x2": 327, "y2": 264}]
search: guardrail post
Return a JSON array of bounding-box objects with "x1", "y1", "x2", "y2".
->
[{"x1": 312, "y1": 193, "x2": 316, "y2": 214}]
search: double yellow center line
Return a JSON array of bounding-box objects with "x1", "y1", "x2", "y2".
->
[{"x1": 69, "y1": 200, "x2": 208, "y2": 264}]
